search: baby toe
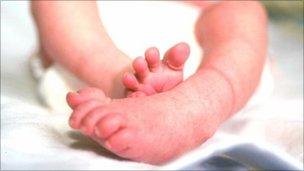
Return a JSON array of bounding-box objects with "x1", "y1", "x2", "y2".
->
[
  {"x1": 122, "y1": 73, "x2": 139, "y2": 91},
  {"x1": 66, "y1": 92, "x2": 81, "y2": 109},
  {"x1": 77, "y1": 87, "x2": 110, "y2": 103},
  {"x1": 164, "y1": 42, "x2": 190, "y2": 70},
  {"x1": 79, "y1": 106, "x2": 107, "y2": 136},
  {"x1": 94, "y1": 113, "x2": 125, "y2": 140},
  {"x1": 69, "y1": 100, "x2": 102, "y2": 129},
  {"x1": 133, "y1": 57, "x2": 149, "y2": 80},
  {"x1": 145, "y1": 47, "x2": 160, "y2": 72},
  {"x1": 104, "y1": 129, "x2": 134, "y2": 154}
]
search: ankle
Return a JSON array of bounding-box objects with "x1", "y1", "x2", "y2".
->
[
  {"x1": 193, "y1": 68, "x2": 234, "y2": 123},
  {"x1": 78, "y1": 48, "x2": 132, "y2": 97},
  {"x1": 172, "y1": 69, "x2": 232, "y2": 125}
]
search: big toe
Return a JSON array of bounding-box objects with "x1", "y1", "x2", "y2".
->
[
  {"x1": 164, "y1": 42, "x2": 190, "y2": 70},
  {"x1": 94, "y1": 113, "x2": 126, "y2": 140},
  {"x1": 104, "y1": 129, "x2": 135, "y2": 154}
]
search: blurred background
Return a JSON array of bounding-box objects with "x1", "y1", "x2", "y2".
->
[
  {"x1": 261, "y1": 1, "x2": 303, "y2": 99},
  {"x1": 263, "y1": 1, "x2": 303, "y2": 32}
]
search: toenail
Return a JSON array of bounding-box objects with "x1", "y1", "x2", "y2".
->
[{"x1": 166, "y1": 60, "x2": 183, "y2": 70}]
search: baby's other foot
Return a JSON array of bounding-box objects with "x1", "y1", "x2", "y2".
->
[
  {"x1": 69, "y1": 87, "x2": 219, "y2": 164},
  {"x1": 67, "y1": 88, "x2": 134, "y2": 154},
  {"x1": 122, "y1": 42, "x2": 190, "y2": 97}
]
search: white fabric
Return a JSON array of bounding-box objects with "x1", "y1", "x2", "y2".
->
[{"x1": 1, "y1": 1, "x2": 303, "y2": 170}]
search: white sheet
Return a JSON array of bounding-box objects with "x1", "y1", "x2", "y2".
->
[{"x1": 1, "y1": 1, "x2": 303, "y2": 170}]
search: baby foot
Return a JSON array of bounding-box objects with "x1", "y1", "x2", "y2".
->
[
  {"x1": 68, "y1": 87, "x2": 219, "y2": 164},
  {"x1": 122, "y1": 42, "x2": 190, "y2": 97}
]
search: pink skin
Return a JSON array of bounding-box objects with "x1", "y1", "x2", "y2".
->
[
  {"x1": 32, "y1": 1, "x2": 267, "y2": 164},
  {"x1": 31, "y1": 2, "x2": 189, "y2": 99},
  {"x1": 66, "y1": 1, "x2": 267, "y2": 165},
  {"x1": 123, "y1": 42, "x2": 190, "y2": 97},
  {"x1": 67, "y1": 85, "x2": 221, "y2": 164},
  {"x1": 31, "y1": 1, "x2": 132, "y2": 98}
]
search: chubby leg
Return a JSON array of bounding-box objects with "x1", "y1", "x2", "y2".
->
[{"x1": 32, "y1": 1, "x2": 131, "y2": 98}]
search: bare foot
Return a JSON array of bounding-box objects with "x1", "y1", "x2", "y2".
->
[
  {"x1": 67, "y1": 86, "x2": 220, "y2": 164},
  {"x1": 122, "y1": 42, "x2": 190, "y2": 97}
]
